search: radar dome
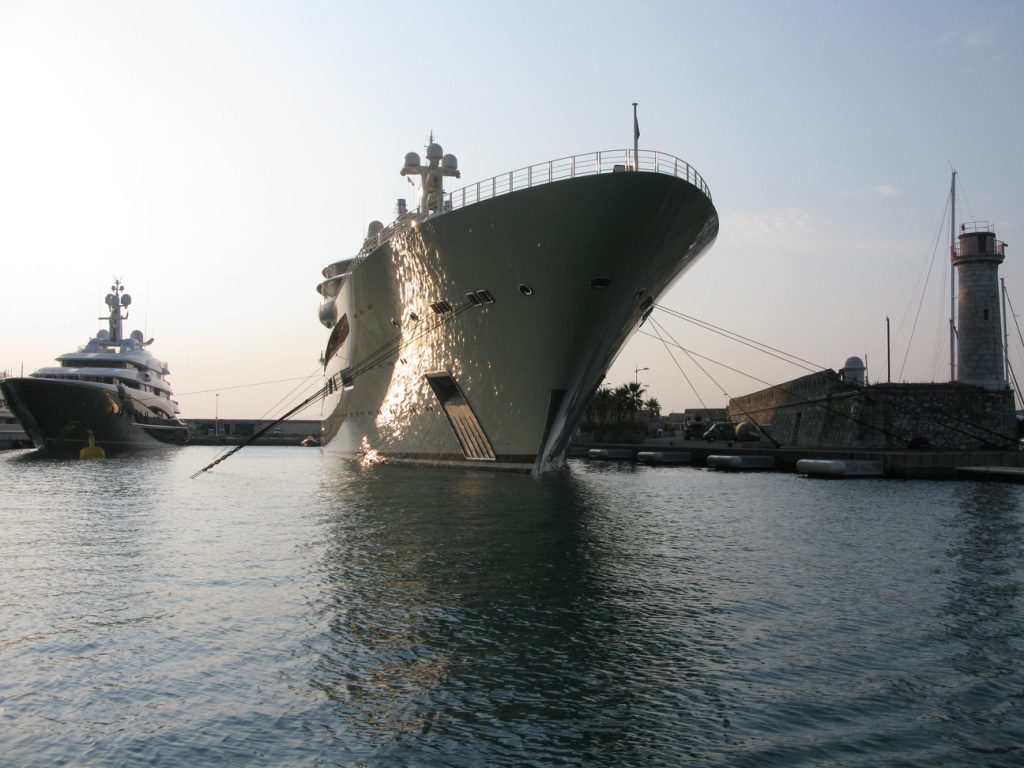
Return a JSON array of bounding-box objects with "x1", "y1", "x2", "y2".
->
[
  {"x1": 442, "y1": 153, "x2": 458, "y2": 171},
  {"x1": 403, "y1": 151, "x2": 421, "y2": 169},
  {"x1": 121, "y1": 293, "x2": 131, "y2": 307},
  {"x1": 97, "y1": 329, "x2": 110, "y2": 340},
  {"x1": 840, "y1": 356, "x2": 866, "y2": 385},
  {"x1": 130, "y1": 330, "x2": 144, "y2": 343},
  {"x1": 105, "y1": 293, "x2": 116, "y2": 307},
  {"x1": 426, "y1": 142, "x2": 443, "y2": 161}
]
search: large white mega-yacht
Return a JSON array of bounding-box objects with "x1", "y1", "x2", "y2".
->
[
  {"x1": 1, "y1": 280, "x2": 188, "y2": 453},
  {"x1": 317, "y1": 141, "x2": 719, "y2": 474}
]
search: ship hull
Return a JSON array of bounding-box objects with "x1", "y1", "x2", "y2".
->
[
  {"x1": 0, "y1": 377, "x2": 188, "y2": 454},
  {"x1": 321, "y1": 170, "x2": 718, "y2": 473}
]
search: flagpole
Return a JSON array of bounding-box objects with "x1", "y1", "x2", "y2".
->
[{"x1": 632, "y1": 102, "x2": 639, "y2": 172}]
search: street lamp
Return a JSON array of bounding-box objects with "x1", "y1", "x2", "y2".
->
[
  {"x1": 634, "y1": 366, "x2": 649, "y2": 385},
  {"x1": 215, "y1": 392, "x2": 219, "y2": 437}
]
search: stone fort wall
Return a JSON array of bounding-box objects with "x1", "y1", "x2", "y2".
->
[{"x1": 729, "y1": 371, "x2": 1016, "y2": 450}]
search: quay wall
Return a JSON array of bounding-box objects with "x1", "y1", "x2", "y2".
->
[{"x1": 729, "y1": 373, "x2": 1017, "y2": 451}]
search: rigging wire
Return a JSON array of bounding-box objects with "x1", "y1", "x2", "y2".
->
[
  {"x1": 653, "y1": 304, "x2": 826, "y2": 373},
  {"x1": 648, "y1": 306, "x2": 1014, "y2": 448},
  {"x1": 1005, "y1": 289, "x2": 1024, "y2": 411},
  {"x1": 927, "y1": 248, "x2": 951, "y2": 382},
  {"x1": 176, "y1": 376, "x2": 320, "y2": 396},
  {"x1": 898, "y1": 188, "x2": 950, "y2": 382},
  {"x1": 647, "y1": 320, "x2": 709, "y2": 410},
  {"x1": 647, "y1": 317, "x2": 744, "y2": 397},
  {"x1": 644, "y1": 316, "x2": 905, "y2": 444},
  {"x1": 648, "y1": 316, "x2": 779, "y2": 445}
]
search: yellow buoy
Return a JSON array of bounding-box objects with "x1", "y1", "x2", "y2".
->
[{"x1": 79, "y1": 433, "x2": 106, "y2": 460}]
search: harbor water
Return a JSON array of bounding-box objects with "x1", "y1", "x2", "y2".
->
[{"x1": 1, "y1": 447, "x2": 1022, "y2": 766}]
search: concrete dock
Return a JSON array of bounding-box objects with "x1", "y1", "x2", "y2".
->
[{"x1": 571, "y1": 438, "x2": 1024, "y2": 481}]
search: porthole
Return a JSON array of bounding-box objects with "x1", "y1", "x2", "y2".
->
[
  {"x1": 518, "y1": 283, "x2": 534, "y2": 296},
  {"x1": 591, "y1": 277, "x2": 612, "y2": 289}
]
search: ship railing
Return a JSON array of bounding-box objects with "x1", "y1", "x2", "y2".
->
[
  {"x1": 357, "y1": 149, "x2": 712, "y2": 255},
  {"x1": 440, "y1": 148, "x2": 712, "y2": 215},
  {"x1": 955, "y1": 220, "x2": 1007, "y2": 257}
]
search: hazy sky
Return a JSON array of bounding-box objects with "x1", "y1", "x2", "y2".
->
[{"x1": 2, "y1": 0, "x2": 1023, "y2": 419}]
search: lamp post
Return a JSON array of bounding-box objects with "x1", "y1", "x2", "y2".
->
[
  {"x1": 215, "y1": 393, "x2": 219, "y2": 437},
  {"x1": 634, "y1": 366, "x2": 649, "y2": 385}
]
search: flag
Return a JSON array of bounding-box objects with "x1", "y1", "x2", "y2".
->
[{"x1": 634, "y1": 113, "x2": 640, "y2": 141}]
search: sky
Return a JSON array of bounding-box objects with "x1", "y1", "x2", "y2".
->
[{"x1": 2, "y1": 0, "x2": 1023, "y2": 419}]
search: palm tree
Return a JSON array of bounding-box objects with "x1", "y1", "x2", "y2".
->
[
  {"x1": 612, "y1": 382, "x2": 646, "y2": 420},
  {"x1": 624, "y1": 381, "x2": 646, "y2": 414},
  {"x1": 644, "y1": 397, "x2": 661, "y2": 417},
  {"x1": 586, "y1": 387, "x2": 616, "y2": 424}
]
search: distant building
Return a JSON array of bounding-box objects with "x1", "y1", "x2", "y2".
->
[{"x1": 186, "y1": 418, "x2": 320, "y2": 441}]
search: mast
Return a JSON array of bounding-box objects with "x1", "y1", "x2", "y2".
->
[
  {"x1": 632, "y1": 102, "x2": 640, "y2": 171},
  {"x1": 104, "y1": 279, "x2": 131, "y2": 342},
  {"x1": 400, "y1": 137, "x2": 460, "y2": 215},
  {"x1": 1003, "y1": 277, "x2": 1010, "y2": 387},
  {"x1": 886, "y1": 315, "x2": 891, "y2": 383},
  {"x1": 949, "y1": 170, "x2": 957, "y2": 382}
]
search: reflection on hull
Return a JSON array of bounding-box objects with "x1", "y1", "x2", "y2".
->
[
  {"x1": 319, "y1": 157, "x2": 718, "y2": 474},
  {"x1": 0, "y1": 378, "x2": 188, "y2": 454}
]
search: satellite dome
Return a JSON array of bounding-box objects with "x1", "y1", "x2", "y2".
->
[
  {"x1": 367, "y1": 220, "x2": 384, "y2": 237},
  {"x1": 426, "y1": 142, "x2": 443, "y2": 161},
  {"x1": 130, "y1": 330, "x2": 144, "y2": 343},
  {"x1": 121, "y1": 293, "x2": 131, "y2": 307},
  {"x1": 442, "y1": 153, "x2": 458, "y2": 171},
  {"x1": 403, "y1": 151, "x2": 421, "y2": 169},
  {"x1": 840, "y1": 356, "x2": 866, "y2": 385},
  {"x1": 97, "y1": 329, "x2": 110, "y2": 340}
]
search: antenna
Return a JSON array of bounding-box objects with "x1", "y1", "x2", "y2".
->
[
  {"x1": 949, "y1": 170, "x2": 957, "y2": 382},
  {"x1": 632, "y1": 103, "x2": 640, "y2": 172}
]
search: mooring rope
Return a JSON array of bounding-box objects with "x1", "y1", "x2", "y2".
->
[{"x1": 190, "y1": 297, "x2": 480, "y2": 478}]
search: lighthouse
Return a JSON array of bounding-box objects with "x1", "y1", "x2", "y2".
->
[{"x1": 954, "y1": 221, "x2": 1007, "y2": 389}]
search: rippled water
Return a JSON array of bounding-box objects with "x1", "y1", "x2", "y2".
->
[{"x1": 1, "y1": 447, "x2": 1022, "y2": 766}]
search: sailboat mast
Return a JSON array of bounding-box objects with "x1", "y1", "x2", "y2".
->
[
  {"x1": 1002, "y1": 277, "x2": 1009, "y2": 387},
  {"x1": 949, "y1": 169, "x2": 957, "y2": 382}
]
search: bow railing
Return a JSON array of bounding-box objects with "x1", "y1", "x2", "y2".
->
[
  {"x1": 355, "y1": 149, "x2": 712, "y2": 258},
  {"x1": 441, "y1": 148, "x2": 711, "y2": 213}
]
